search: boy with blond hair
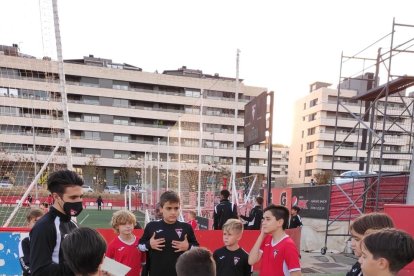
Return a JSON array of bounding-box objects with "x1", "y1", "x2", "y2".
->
[
  {"x1": 249, "y1": 204, "x2": 301, "y2": 276},
  {"x1": 106, "y1": 210, "x2": 145, "y2": 276},
  {"x1": 213, "y1": 219, "x2": 251, "y2": 276},
  {"x1": 359, "y1": 228, "x2": 414, "y2": 276}
]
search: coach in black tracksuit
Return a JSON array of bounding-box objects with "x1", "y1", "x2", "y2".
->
[
  {"x1": 29, "y1": 170, "x2": 84, "y2": 276},
  {"x1": 240, "y1": 196, "x2": 263, "y2": 230},
  {"x1": 214, "y1": 189, "x2": 238, "y2": 230}
]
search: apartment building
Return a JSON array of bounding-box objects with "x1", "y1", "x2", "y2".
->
[
  {"x1": 288, "y1": 76, "x2": 412, "y2": 184},
  {"x1": 271, "y1": 144, "x2": 289, "y2": 185},
  {"x1": 0, "y1": 44, "x2": 268, "y2": 190}
]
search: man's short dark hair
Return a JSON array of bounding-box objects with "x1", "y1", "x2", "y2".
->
[
  {"x1": 220, "y1": 189, "x2": 230, "y2": 199},
  {"x1": 47, "y1": 170, "x2": 84, "y2": 195},
  {"x1": 176, "y1": 247, "x2": 216, "y2": 276},
  {"x1": 363, "y1": 228, "x2": 414, "y2": 274},
  {"x1": 160, "y1": 190, "x2": 180, "y2": 207},
  {"x1": 62, "y1": 227, "x2": 106, "y2": 275},
  {"x1": 256, "y1": 196, "x2": 263, "y2": 206},
  {"x1": 292, "y1": 206, "x2": 301, "y2": 213},
  {"x1": 263, "y1": 204, "x2": 289, "y2": 230}
]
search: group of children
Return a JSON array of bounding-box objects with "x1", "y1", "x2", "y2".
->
[
  {"x1": 346, "y1": 212, "x2": 414, "y2": 276},
  {"x1": 21, "y1": 189, "x2": 414, "y2": 276}
]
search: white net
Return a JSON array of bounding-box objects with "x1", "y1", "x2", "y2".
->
[{"x1": 0, "y1": 1, "x2": 67, "y2": 227}]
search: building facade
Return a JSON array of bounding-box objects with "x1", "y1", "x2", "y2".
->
[
  {"x1": 0, "y1": 45, "x2": 268, "y2": 193},
  {"x1": 288, "y1": 78, "x2": 412, "y2": 185},
  {"x1": 271, "y1": 144, "x2": 289, "y2": 186}
]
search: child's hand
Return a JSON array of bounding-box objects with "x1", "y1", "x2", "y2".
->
[
  {"x1": 150, "y1": 232, "x2": 165, "y2": 251},
  {"x1": 172, "y1": 234, "x2": 189, "y2": 252}
]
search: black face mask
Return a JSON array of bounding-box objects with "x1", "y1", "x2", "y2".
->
[{"x1": 62, "y1": 201, "x2": 83, "y2": 217}]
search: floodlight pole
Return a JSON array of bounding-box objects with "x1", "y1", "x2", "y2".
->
[
  {"x1": 232, "y1": 49, "x2": 240, "y2": 201},
  {"x1": 266, "y1": 92, "x2": 274, "y2": 206}
]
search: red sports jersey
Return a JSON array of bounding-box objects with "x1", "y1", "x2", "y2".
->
[
  {"x1": 188, "y1": 219, "x2": 198, "y2": 230},
  {"x1": 259, "y1": 234, "x2": 300, "y2": 276},
  {"x1": 106, "y1": 235, "x2": 145, "y2": 276}
]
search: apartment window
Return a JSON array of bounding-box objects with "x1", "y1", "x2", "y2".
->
[
  {"x1": 308, "y1": 127, "x2": 316, "y2": 136},
  {"x1": 83, "y1": 114, "x2": 100, "y2": 123},
  {"x1": 302, "y1": 116, "x2": 305, "y2": 121},
  {"x1": 185, "y1": 106, "x2": 200, "y2": 114},
  {"x1": 306, "y1": 142, "x2": 315, "y2": 150},
  {"x1": 81, "y1": 77, "x2": 99, "y2": 87},
  {"x1": 299, "y1": 171, "x2": 301, "y2": 178},
  {"x1": 305, "y1": 156, "x2": 313, "y2": 163},
  {"x1": 300, "y1": 144, "x2": 303, "y2": 152},
  {"x1": 84, "y1": 148, "x2": 100, "y2": 157},
  {"x1": 299, "y1": 157, "x2": 302, "y2": 165},
  {"x1": 114, "y1": 151, "x2": 129, "y2": 159},
  {"x1": 185, "y1": 89, "x2": 201, "y2": 98},
  {"x1": 303, "y1": 102, "x2": 306, "y2": 110},
  {"x1": 114, "y1": 134, "x2": 129, "y2": 142},
  {"x1": 114, "y1": 117, "x2": 129, "y2": 125},
  {"x1": 301, "y1": 131, "x2": 304, "y2": 138},
  {"x1": 305, "y1": 170, "x2": 312, "y2": 177},
  {"x1": 114, "y1": 98, "x2": 129, "y2": 107},
  {"x1": 0, "y1": 106, "x2": 20, "y2": 116},
  {"x1": 83, "y1": 96, "x2": 99, "y2": 105},
  {"x1": 84, "y1": 131, "x2": 100, "y2": 140},
  {"x1": 310, "y1": 98, "x2": 318, "y2": 107},
  {"x1": 113, "y1": 81, "x2": 129, "y2": 90},
  {"x1": 308, "y1": 113, "x2": 317, "y2": 121}
]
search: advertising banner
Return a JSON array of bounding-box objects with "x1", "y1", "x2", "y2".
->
[{"x1": 291, "y1": 186, "x2": 330, "y2": 219}]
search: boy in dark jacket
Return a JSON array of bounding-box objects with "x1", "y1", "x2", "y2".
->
[
  {"x1": 213, "y1": 189, "x2": 238, "y2": 230},
  {"x1": 241, "y1": 196, "x2": 263, "y2": 230}
]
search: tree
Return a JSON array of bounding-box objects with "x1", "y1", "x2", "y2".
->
[
  {"x1": 314, "y1": 171, "x2": 333, "y2": 185},
  {"x1": 83, "y1": 156, "x2": 105, "y2": 191}
]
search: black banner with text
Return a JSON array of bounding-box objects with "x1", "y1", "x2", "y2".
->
[{"x1": 291, "y1": 186, "x2": 329, "y2": 219}]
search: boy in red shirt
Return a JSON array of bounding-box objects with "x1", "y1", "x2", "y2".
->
[
  {"x1": 106, "y1": 210, "x2": 145, "y2": 276},
  {"x1": 248, "y1": 204, "x2": 301, "y2": 276}
]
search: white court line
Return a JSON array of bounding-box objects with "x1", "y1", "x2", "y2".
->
[{"x1": 79, "y1": 214, "x2": 89, "y2": 225}]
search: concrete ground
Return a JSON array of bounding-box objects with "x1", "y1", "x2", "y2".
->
[
  {"x1": 300, "y1": 251, "x2": 356, "y2": 276},
  {"x1": 250, "y1": 251, "x2": 356, "y2": 275}
]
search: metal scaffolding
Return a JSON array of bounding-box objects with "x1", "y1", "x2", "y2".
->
[{"x1": 322, "y1": 19, "x2": 414, "y2": 254}]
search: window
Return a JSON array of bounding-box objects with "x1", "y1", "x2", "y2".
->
[
  {"x1": 301, "y1": 131, "x2": 304, "y2": 138},
  {"x1": 185, "y1": 106, "x2": 200, "y2": 114},
  {"x1": 310, "y1": 98, "x2": 318, "y2": 107},
  {"x1": 84, "y1": 114, "x2": 99, "y2": 123},
  {"x1": 185, "y1": 89, "x2": 201, "y2": 98},
  {"x1": 113, "y1": 81, "x2": 129, "y2": 90},
  {"x1": 84, "y1": 131, "x2": 100, "y2": 140},
  {"x1": 303, "y1": 102, "x2": 306, "y2": 110},
  {"x1": 308, "y1": 127, "x2": 315, "y2": 136},
  {"x1": 114, "y1": 117, "x2": 129, "y2": 125},
  {"x1": 308, "y1": 113, "x2": 317, "y2": 121},
  {"x1": 299, "y1": 157, "x2": 302, "y2": 165},
  {"x1": 300, "y1": 144, "x2": 303, "y2": 152},
  {"x1": 305, "y1": 156, "x2": 313, "y2": 163},
  {"x1": 306, "y1": 142, "x2": 315, "y2": 150},
  {"x1": 114, "y1": 98, "x2": 129, "y2": 107},
  {"x1": 305, "y1": 170, "x2": 312, "y2": 177},
  {"x1": 114, "y1": 134, "x2": 129, "y2": 142},
  {"x1": 83, "y1": 96, "x2": 99, "y2": 105},
  {"x1": 114, "y1": 151, "x2": 129, "y2": 159}
]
